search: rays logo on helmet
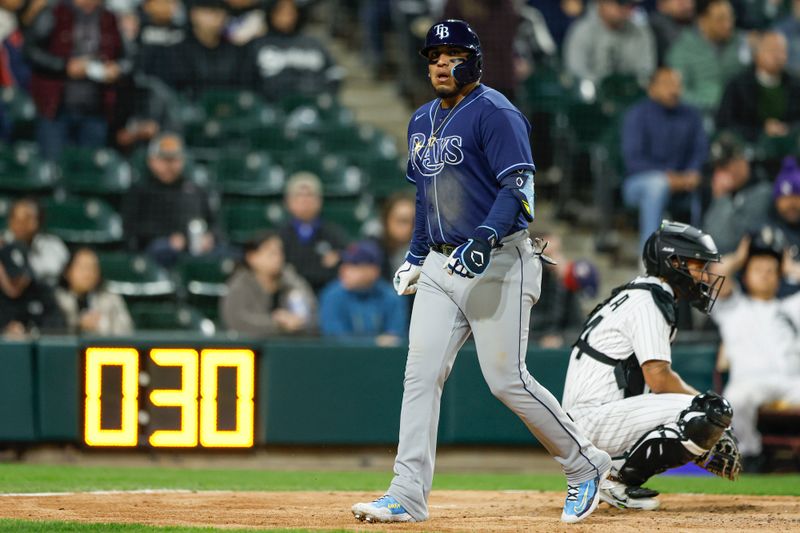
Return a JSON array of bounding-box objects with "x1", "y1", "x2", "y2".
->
[{"x1": 434, "y1": 24, "x2": 449, "y2": 39}]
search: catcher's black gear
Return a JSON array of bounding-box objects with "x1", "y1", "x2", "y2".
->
[
  {"x1": 695, "y1": 429, "x2": 742, "y2": 480},
  {"x1": 681, "y1": 391, "x2": 733, "y2": 449},
  {"x1": 642, "y1": 220, "x2": 725, "y2": 314}
]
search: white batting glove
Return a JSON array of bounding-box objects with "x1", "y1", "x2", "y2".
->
[{"x1": 393, "y1": 260, "x2": 422, "y2": 295}]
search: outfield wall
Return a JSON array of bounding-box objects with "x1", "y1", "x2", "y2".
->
[{"x1": 0, "y1": 337, "x2": 717, "y2": 448}]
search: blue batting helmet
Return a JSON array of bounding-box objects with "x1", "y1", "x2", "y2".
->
[{"x1": 419, "y1": 19, "x2": 483, "y2": 86}]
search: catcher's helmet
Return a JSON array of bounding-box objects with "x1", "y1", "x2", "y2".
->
[
  {"x1": 419, "y1": 19, "x2": 482, "y2": 86},
  {"x1": 643, "y1": 220, "x2": 724, "y2": 313}
]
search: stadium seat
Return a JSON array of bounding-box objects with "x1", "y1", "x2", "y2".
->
[
  {"x1": 249, "y1": 128, "x2": 323, "y2": 166},
  {"x1": 214, "y1": 150, "x2": 285, "y2": 197},
  {"x1": 221, "y1": 199, "x2": 285, "y2": 244},
  {"x1": 42, "y1": 197, "x2": 123, "y2": 244},
  {"x1": 59, "y1": 147, "x2": 132, "y2": 196},
  {"x1": 127, "y1": 301, "x2": 216, "y2": 335},
  {"x1": 322, "y1": 196, "x2": 377, "y2": 239},
  {"x1": 0, "y1": 195, "x2": 10, "y2": 228},
  {"x1": 284, "y1": 153, "x2": 365, "y2": 197},
  {"x1": 198, "y1": 89, "x2": 265, "y2": 121},
  {"x1": 1, "y1": 85, "x2": 36, "y2": 140},
  {"x1": 754, "y1": 130, "x2": 800, "y2": 162},
  {"x1": 597, "y1": 74, "x2": 645, "y2": 116},
  {"x1": 522, "y1": 63, "x2": 577, "y2": 114},
  {"x1": 356, "y1": 156, "x2": 407, "y2": 199},
  {"x1": 177, "y1": 255, "x2": 237, "y2": 321},
  {"x1": 97, "y1": 251, "x2": 177, "y2": 298},
  {"x1": 0, "y1": 142, "x2": 58, "y2": 193}
]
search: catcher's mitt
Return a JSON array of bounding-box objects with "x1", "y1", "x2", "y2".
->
[{"x1": 694, "y1": 429, "x2": 742, "y2": 480}]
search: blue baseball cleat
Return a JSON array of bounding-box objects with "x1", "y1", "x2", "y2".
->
[
  {"x1": 351, "y1": 494, "x2": 415, "y2": 523},
  {"x1": 560, "y1": 469, "x2": 610, "y2": 523}
]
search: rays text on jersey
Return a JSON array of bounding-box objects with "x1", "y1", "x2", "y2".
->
[{"x1": 409, "y1": 133, "x2": 465, "y2": 176}]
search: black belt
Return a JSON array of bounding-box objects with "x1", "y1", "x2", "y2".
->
[{"x1": 430, "y1": 243, "x2": 457, "y2": 256}]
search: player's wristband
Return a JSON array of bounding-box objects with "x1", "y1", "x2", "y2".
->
[
  {"x1": 473, "y1": 225, "x2": 498, "y2": 248},
  {"x1": 405, "y1": 251, "x2": 427, "y2": 266}
]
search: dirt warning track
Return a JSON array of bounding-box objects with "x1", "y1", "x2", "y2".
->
[{"x1": 1, "y1": 490, "x2": 799, "y2": 532}]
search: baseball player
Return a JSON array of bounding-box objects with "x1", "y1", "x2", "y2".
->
[
  {"x1": 562, "y1": 221, "x2": 742, "y2": 511},
  {"x1": 351, "y1": 19, "x2": 611, "y2": 525}
]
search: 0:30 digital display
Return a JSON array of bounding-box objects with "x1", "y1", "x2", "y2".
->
[{"x1": 83, "y1": 347, "x2": 256, "y2": 448}]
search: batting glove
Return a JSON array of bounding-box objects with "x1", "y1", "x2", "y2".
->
[
  {"x1": 393, "y1": 253, "x2": 424, "y2": 295},
  {"x1": 444, "y1": 227, "x2": 496, "y2": 278}
]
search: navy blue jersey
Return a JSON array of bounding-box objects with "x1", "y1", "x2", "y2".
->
[{"x1": 405, "y1": 85, "x2": 536, "y2": 253}]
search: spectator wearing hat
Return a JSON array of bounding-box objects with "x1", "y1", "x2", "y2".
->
[
  {"x1": 244, "y1": 0, "x2": 340, "y2": 102},
  {"x1": 319, "y1": 240, "x2": 407, "y2": 346},
  {"x1": 0, "y1": 240, "x2": 65, "y2": 337},
  {"x1": 24, "y1": 0, "x2": 127, "y2": 160},
  {"x1": 3, "y1": 198, "x2": 69, "y2": 287},
  {"x1": 621, "y1": 66, "x2": 708, "y2": 253},
  {"x1": 55, "y1": 247, "x2": 133, "y2": 336},
  {"x1": 667, "y1": 0, "x2": 750, "y2": 113},
  {"x1": 563, "y1": 0, "x2": 656, "y2": 84},
  {"x1": 716, "y1": 32, "x2": 800, "y2": 142},
  {"x1": 121, "y1": 132, "x2": 218, "y2": 267},
  {"x1": 157, "y1": 0, "x2": 245, "y2": 98},
  {"x1": 703, "y1": 135, "x2": 772, "y2": 254},
  {"x1": 710, "y1": 226, "x2": 800, "y2": 469},
  {"x1": 221, "y1": 231, "x2": 316, "y2": 337},
  {"x1": 278, "y1": 172, "x2": 349, "y2": 294},
  {"x1": 769, "y1": 157, "x2": 800, "y2": 284}
]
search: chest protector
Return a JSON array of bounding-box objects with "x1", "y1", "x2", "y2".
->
[{"x1": 572, "y1": 282, "x2": 677, "y2": 398}]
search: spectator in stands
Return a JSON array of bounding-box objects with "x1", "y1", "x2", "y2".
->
[
  {"x1": 535, "y1": 0, "x2": 584, "y2": 48},
  {"x1": 221, "y1": 231, "x2": 316, "y2": 336},
  {"x1": 158, "y1": 0, "x2": 244, "y2": 98},
  {"x1": 563, "y1": 0, "x2": 656, "y2": 85},
  {"x1": 278, "y1": 172, "x2": 348, "y2": 294},
  {"x1": 530, "y1": 231, "x2": 597, "y2": 348},
  {"x1": 3, "y1": 198, "x2": 69, "y2": 287},
  {"x1": 55, "y1": 247, "x2": 133, "y2": 335},
  {"x1": 122, "y1": 132, "x2": 218, "y2": 268},
  {"x1": 376, "y1": 192, "x2": 414, "y2": 282},
  {"x1": 0, "y1": 240, "x2": 64, "y2": 336},
  {"x1": 0, "y1": 0, "x2": 48, "y2": 29},
  {"x1": 443, "y1": 0, "x2": 522, "y2": 101},
  {"x1": 716, "y1": 32, "x2": 800, "y2": 142},
  {"x1": 650, "y1": 0, "x2": 695, "y2": 65},
  {"x1": 773, "y1": 0, "x2": 800, "y2": 75},
  {"x1": 133, "y1": 0, "x2": 185, "y2": 78},
  {"x1": 622, "y1": 67, "x2": 708, "y2": 252},
  {"x1": 667, "y1": 0, "x2": 750, "y2": 113},
  {"x1": 703, "y1": 135, "x2": 772, "y2": 253},
  {"x1": 768, "y1": 157, "x2": 800, "y2": 289},
  {"x1": 319, "y1": 240, "x2": 407, "y2": 346},
  {"x1": 245, "y1": 0, "x2": 340, "y2": 102},
  {"x1": 710, "y1": 228, "x2": 800, "y2": 470},
  {"x1": 24, "y1": 0, "x2": 127, "y2": 160}
]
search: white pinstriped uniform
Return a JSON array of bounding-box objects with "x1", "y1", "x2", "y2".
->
[
  {"x1": 711, "y1": 287, "x2": 800, "y2": 456},
  {"x1": 562, "y1": 276, "x2": 695, "y2": 459}
]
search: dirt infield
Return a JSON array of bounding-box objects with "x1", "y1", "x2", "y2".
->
[{"x1": 1, "y1": 490, "x2": 799, "y2": 532}]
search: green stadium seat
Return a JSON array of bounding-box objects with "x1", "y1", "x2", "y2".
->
[
  {"x1": 1, "y1": 86, "x2": 37, "y2": 140},
  {"x1": 221, "y1": 199, "x2": 285, "y2": 244},
  {"x1": 277, "y1": 92, "x2": 337, "y2": 113},
  {"x1": 128, "y1": 301, "x2": 216, "y2": 334},
  {"x1": 198, "y1": 89, "x2": 264, "y2": 121},
  {"x1": 59, "y1": 147, "x2": 132, "y2": 196},
  {"x1": 356, "y1": 156, "x2": 407, "y2": 198},
  {"x1": 177, "y1": 255, "x2": 236, "y2": 321},
  {"x1": 42, "y1": 197, "x2": 123, "y2": 244},
  {"x1": 597, "y1": 74, "x2": 645, "y2": 116},
  {"x1": 284, "y1": 153, "x2": 365, "y2": 197},
  {"x1": 0, "y1": 143, "x2": 58, "y2": 193},
  {"x1": 566, "y1": 101, "x2": 617, "y2": 149},
  {"x1": 754, "y1": 130, "x2": 800, "y2": 162},
  {"x1": 214, "y1": 150, "x2": 285, "y2": 197},
  {"x1": 322, "y1": 196, "x2": 376, "y2": 239},
  {"x1": 98, "y1": 251, "x2": 177, "y2": 297},
  {"x1": 249, "y1": 128, "x2": 322, "y2": 166}
]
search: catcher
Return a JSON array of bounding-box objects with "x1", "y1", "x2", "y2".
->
[{"x1": 562, "y1": 221, "x2": 742, "y2": 511}]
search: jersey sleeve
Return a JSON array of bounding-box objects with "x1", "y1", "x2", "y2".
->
[
  {"x1": 629, "y1": 297, "x2": 673, "y2": 365},
  {"x1": 480, "y1": 108, "x2": 536, "y2": 181}
]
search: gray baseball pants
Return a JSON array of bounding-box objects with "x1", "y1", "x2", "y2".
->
[{"x1": 387, "y1": 230, "x2": 611, "y2": 521}]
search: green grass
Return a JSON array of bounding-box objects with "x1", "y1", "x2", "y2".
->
[{"x1": 0, "y1": 464, "x2": 798, "y2": 496}]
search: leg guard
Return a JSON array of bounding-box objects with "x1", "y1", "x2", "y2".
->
[{"x1": 617, "y1": 392, "x2": 733, "y2": 487}]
